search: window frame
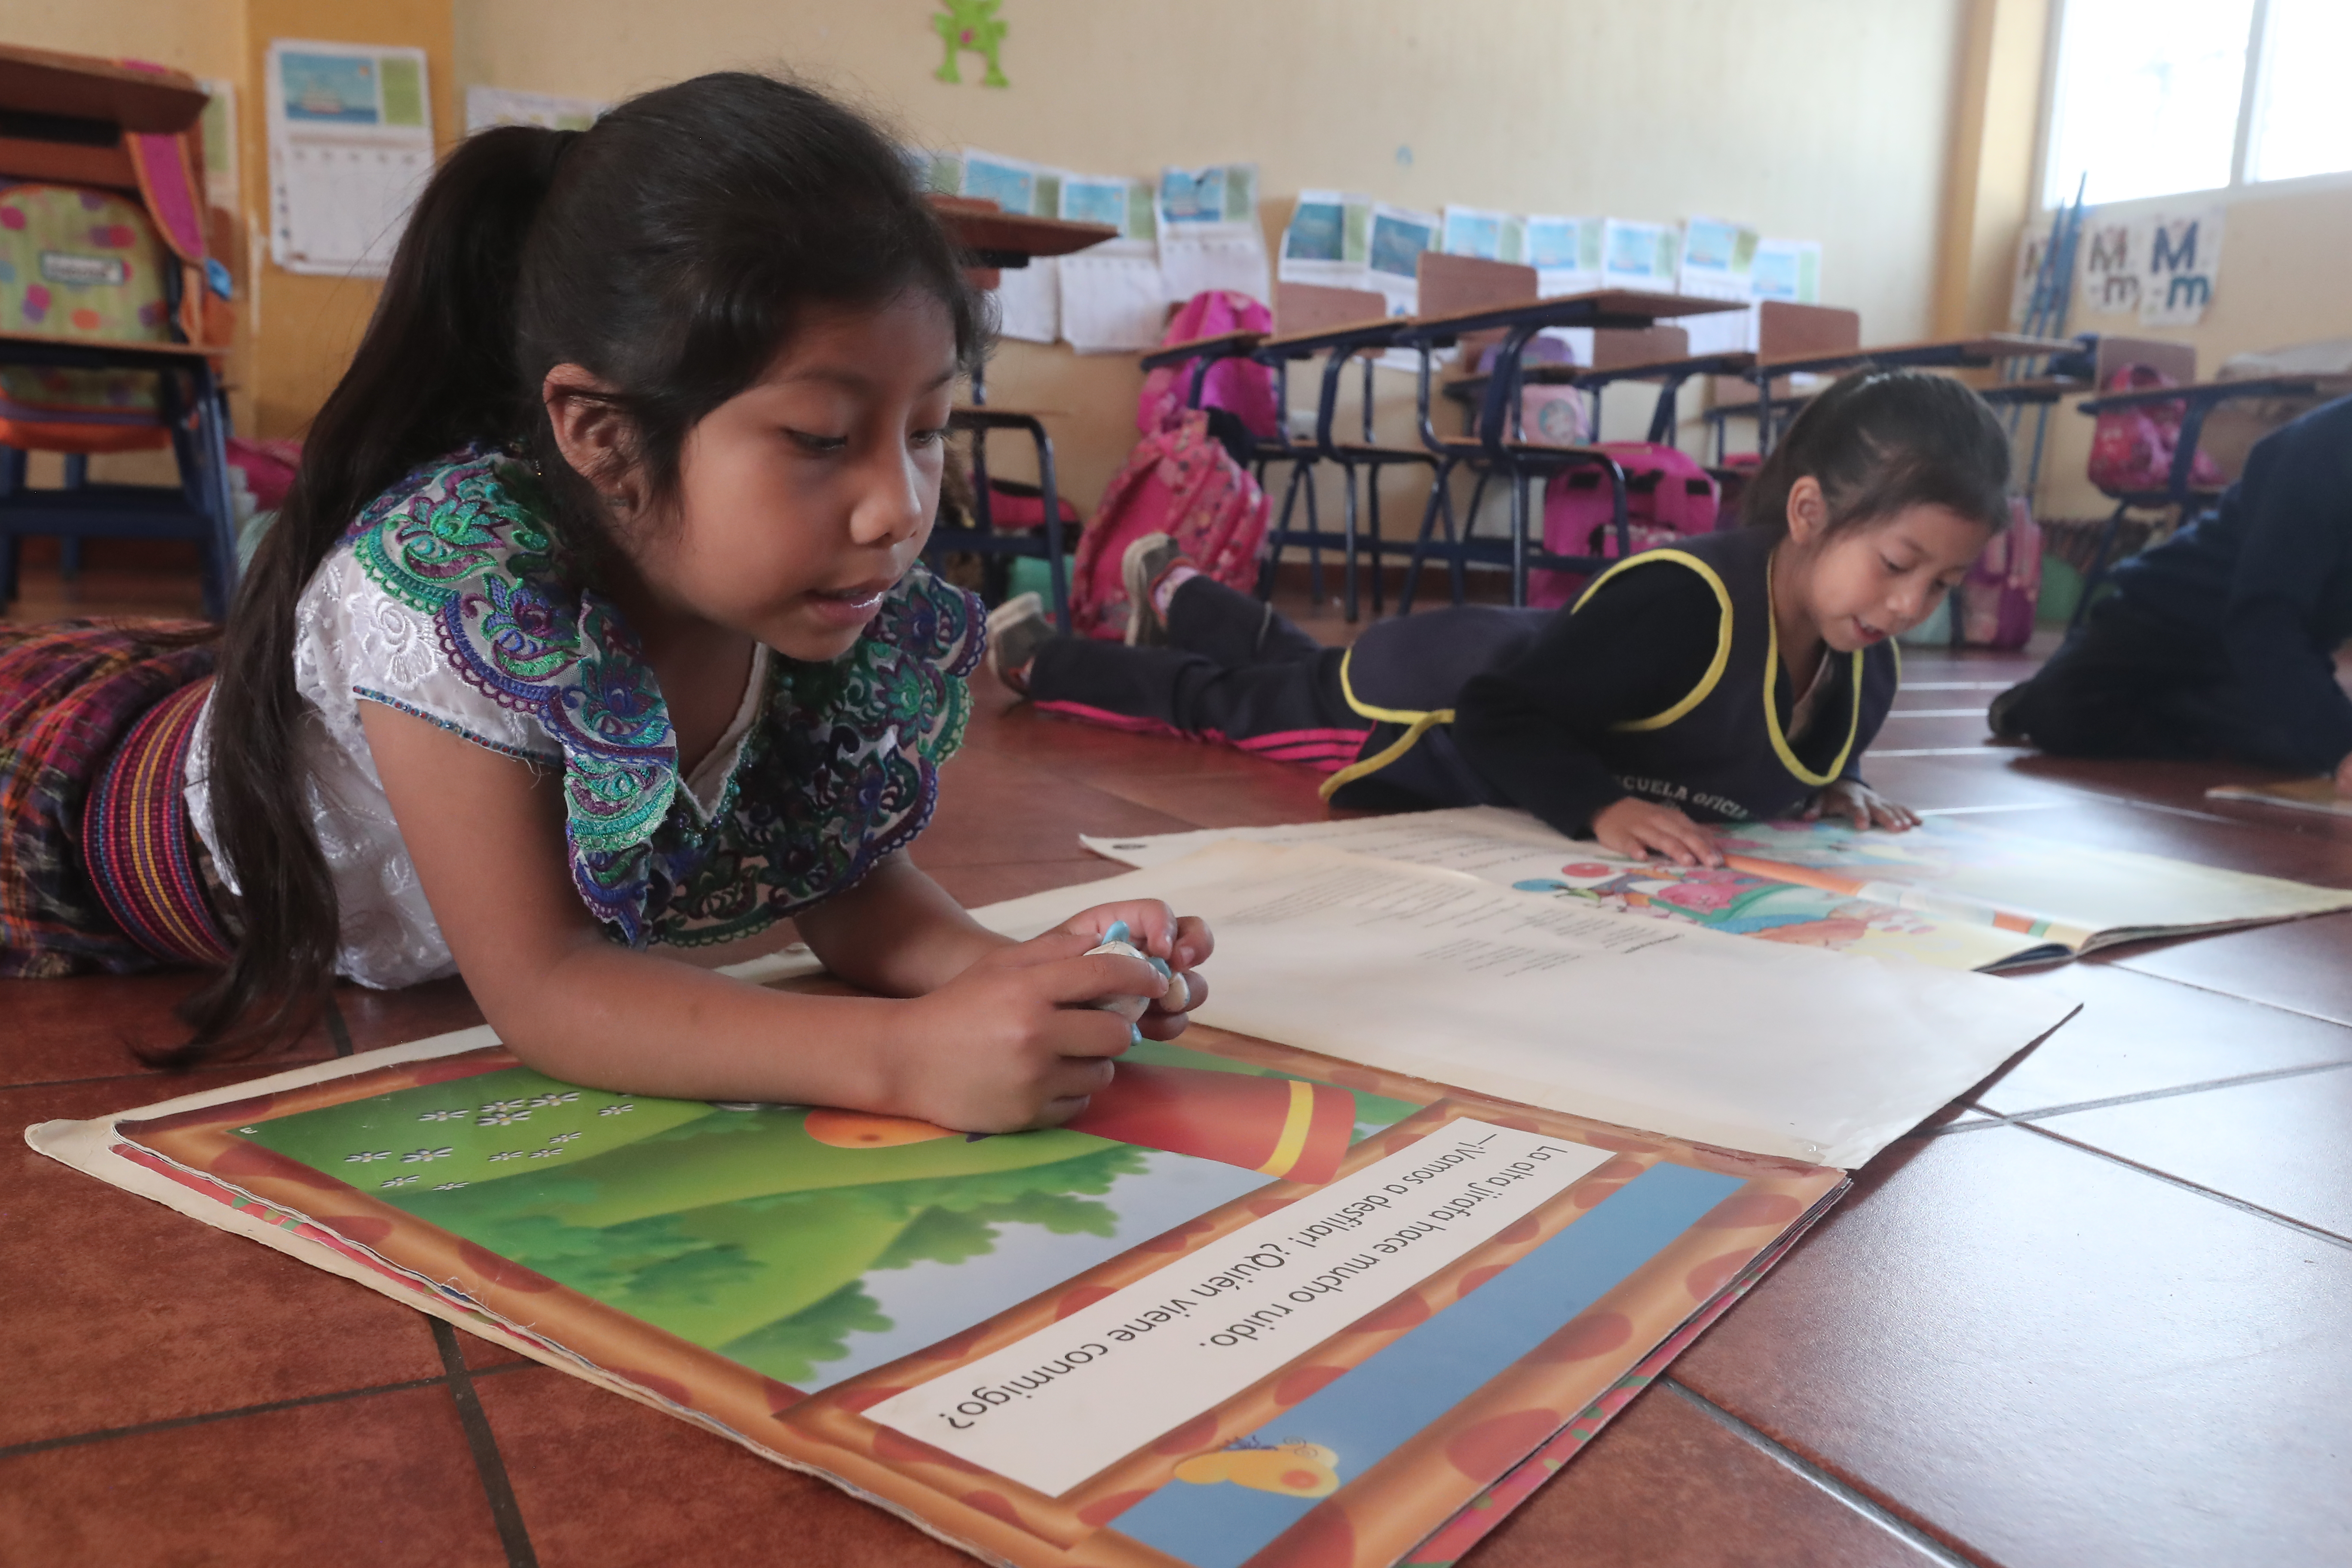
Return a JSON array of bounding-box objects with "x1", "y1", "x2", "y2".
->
[{"x1": 2035, "y1": 0, "x2": 2352, "y2": 215}]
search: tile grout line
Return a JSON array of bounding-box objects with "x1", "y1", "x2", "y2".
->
[
  {"x1": 2015, "y1": 1122, "x2": 2352, "y2": 1251},
  {"x1": 0, "y1": 1375, "x2": 456, "y2": 1459},
  {"x1": 1944, "y1": 1057, "x2": 2352, "y2": 1132},
  {"x1": 2089, "y1": 965, "x2": 2352, "y2": 1034},
  {"x1": 1659, "y1": 1380, "x2": 1994, "y2": 1568},
  {"x1": 431, "y1": 1319, "x2": 539, "y2": 1568}
]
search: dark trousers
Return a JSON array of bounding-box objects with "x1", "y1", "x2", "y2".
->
[
  {"x1": 2000, "y1": 597, "x2": 2313, "y2": 770},
  {"x1": 1026, "y1": 578, "x2": 1372, "y2": 769}
]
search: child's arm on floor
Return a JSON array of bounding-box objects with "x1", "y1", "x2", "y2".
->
[
  {"x1": 359, "y1": 703, "x2": 1207, "y2": 1131},
  {"x1": 1452, "y1": 564, "x2": 1722, "y2": 864}
]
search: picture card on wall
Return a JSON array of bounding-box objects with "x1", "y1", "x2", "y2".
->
[
  {"x1": 1599, "y1": 218, "x2": 1679, "y2": 292},
  {"x1": 1442, "y1": 205, "x2": 1528, "y2": 264},
  {"x1": 1751, "y1": 239, "x2": 1822, "y2": 305}
]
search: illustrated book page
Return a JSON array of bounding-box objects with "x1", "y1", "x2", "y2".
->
[
  {"x1": 29, "y1": 1010, "x2": 1844, "y2": 1568},
  {"x1": 980, "y1": 841, "x2": 2075, "y2": 1170}
]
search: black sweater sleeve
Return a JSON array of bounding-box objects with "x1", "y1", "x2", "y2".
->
[
  {"x1": 1450, "y1": 563, "x2": 1723, "y2": 835},
  {"x1": 2219, "y1": 411, "x2": 2352, "y2": 773}
]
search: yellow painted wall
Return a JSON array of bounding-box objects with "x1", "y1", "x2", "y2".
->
[{"x1": 457, "y1": 0, "x2": 1973, "y2": 529}]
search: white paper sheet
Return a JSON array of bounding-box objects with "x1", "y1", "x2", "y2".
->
[
  {"x1": 1598, "y1": 218, "x2": 1679, "y2": 294},
  {"x1": 1062, "y1": 252, "x2": 1174, "y2": 352},
  {"x1": 974, "y1": 842, "x2": 2075, "y2": 1169},
  {"x1": 991, "y1": 255, "x2": 1060, "y2": 343},
  {"x1": 1677, "y1": 216, "x2": 1760, "y2": 355},
  {"x1": 1158, "y1": 162, "x2": 1268, "y2": 304},
  {"x1": 1441, "y1": 205, "x2": 1527, "y2": 264},
  {"x1": 464, "y1": 85, "x2": 603, "y2": 132},
  {"x1": 266, "y1": 40, "x2": 435, "y2": 278},
  {"x1": 1751, "y1": 239, "x2": 1823, "y2": 305}
]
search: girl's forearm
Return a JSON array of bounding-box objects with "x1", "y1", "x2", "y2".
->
[
  {"x1": 486, "y1": 939, "x2": 918, "y2": 1107},
  {"x1": 796, "y1": 852, "x2": 1014, "y2": 997}
]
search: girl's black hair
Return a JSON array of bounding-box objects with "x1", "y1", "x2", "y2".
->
[
  {"x1": 1740, "y1": 369, "x2": 2012, "y2": 539},
  {"x1": 166, "y1": 73, "x2": 986, "y2": 1063}
]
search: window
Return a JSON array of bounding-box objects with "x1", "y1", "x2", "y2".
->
[{"x1": 2043, "y1": 0, "x2": 2352, "y2": 208}]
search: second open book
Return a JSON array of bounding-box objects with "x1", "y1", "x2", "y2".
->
[{"x1": 1082, "y1": 807, "x2": 2352, "y2": 973}]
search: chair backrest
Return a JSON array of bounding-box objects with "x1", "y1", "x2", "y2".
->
[
  {"x1": 1414, "y1": 252, "x2": 1538, "y2": 318},
  {"x1": 2092, "y1": 334, "x2": 2195, "y2": 389},
  {"x1": 1591, "y1": 325, "x2": 1690, "y2": 371},
  {"x1": 1272, "y1": 281, "x2": 1388, "y2": 337},
  {"x1": 1757, "y1": 301, "x2": 1860, "y2": 360}
]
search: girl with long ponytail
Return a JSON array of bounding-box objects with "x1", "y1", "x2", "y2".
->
[{"x1": 2, "y1": 73, "x2": 1209, "y2": 1133}]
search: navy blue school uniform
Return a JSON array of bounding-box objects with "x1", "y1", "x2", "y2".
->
[
  {"x1": 1025, "y1": 526, "x2": 1899, "y2": 837},
  {"x1": 1998, "y1": 393, "x2": 2352, "y2": 773}
]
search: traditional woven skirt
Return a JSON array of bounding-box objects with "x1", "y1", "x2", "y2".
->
[{"x1": 0, "y1": 620, "x2": 233, "y2": 978}]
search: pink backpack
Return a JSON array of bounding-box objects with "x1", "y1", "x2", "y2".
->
[
  {"x1": 1528, "y1": 442, "x2": 1722, "y2": 609},
  {"x1": 1957, "y1": 498, "x2": 2042, "y2": 649},
  {"x1": 1136, "y1": 291, "x2": 1279, "y2": 439},
  {"x1": 1070, "y1": 410, "x2": 1271, "y2": 641},
  {"x1": 1474, "y1": 337, "x2": 1590, "y2": 447},
  {"x1": 2087, "y1": 364, "x2": 2223, "y2": 496}
]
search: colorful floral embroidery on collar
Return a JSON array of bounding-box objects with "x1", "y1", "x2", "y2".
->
[{"x1": 345, "y1": 447, "x2": 983, "y2": 946}]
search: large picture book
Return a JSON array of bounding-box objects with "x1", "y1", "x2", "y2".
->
[
  {"x1": 1083, "y1": 808, "x2": 2352, "y2": 972},
  {"x1": 2205, "y1": 777, "x2": 2352, "y2": 819},
  {"x1": 30, "y1": 844, "x2": 2073, "y2": 1566},
  {"x1": 35, "y1": 1019, "x2": 1843, "y2": 1568}
]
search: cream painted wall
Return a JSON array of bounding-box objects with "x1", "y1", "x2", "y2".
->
[
  {"x1": 6, "y1": 0, "x2": 244, "y2": 80},
  {"x1": 457, "y1": 0, "x2": 1971, "y2": 532}
]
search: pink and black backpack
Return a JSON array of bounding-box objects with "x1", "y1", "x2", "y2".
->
[{"x1": 1528, "y1": 442, "x2": 1722, "y2": 609}]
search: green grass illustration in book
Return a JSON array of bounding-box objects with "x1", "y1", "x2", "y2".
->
[{"x1": 239, "y1": 1039, "x2": 1415, "y2": 1390}]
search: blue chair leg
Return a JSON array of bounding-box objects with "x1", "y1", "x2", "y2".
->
[
  {"x1": 0, "y1": 530, "x2": 17, "y2": 608},
  {"x1": 58, "y1": 454, "x2": 88, "y2": 580}
]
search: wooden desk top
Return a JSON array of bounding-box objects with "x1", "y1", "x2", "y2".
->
[
  {"x1": 2075, "y1": 372, "x2": 2352, "y2": 414},
  {"x1": 931, "y1": 202, "x2": 1120, "y2": 262},
  {"x1": 1977, "y1": 377, "x2": 2094, "y2": 405},
  {"x1": 0, "y1": 329, "x2": 220, "y2": 367},
  {"x1": 1399, "y1": 289, "x2": 1746, "y2": 344},
  {"x1": 0, "y1": 41, "x2": 208, "y2": 133},
  {"x1": 1256, "y1": 315, "x2": 1406, "y2": 357},
  {"x1": 1755, "y1": 333, "x2": 2077, "y2": 377},
  {"x1": 1137, "y1": 329, "x2": 1265, "y2": 371}
]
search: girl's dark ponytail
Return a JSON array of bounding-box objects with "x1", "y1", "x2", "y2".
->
[
  {"x1": 168, "y1": 77, "x2": 983, "y2": 1063},
  {"x1": 167, "y1": 127, "x2": 577, "y2": 1060},
  {"x1": 1740, "y1": 368, "x2": 2013, "y2": 539}
]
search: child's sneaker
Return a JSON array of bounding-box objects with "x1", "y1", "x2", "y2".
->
[
  {"x1": 1121, "y1": 532, "x2": 1190, "y2": 646},
  {"x1": 986, "y1": 592, "x2": 1054, "y2": 696}
]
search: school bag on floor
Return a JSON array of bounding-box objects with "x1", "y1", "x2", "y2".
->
[
  {"x1": 1473, "y1": 336, "x2": 1589, "y2": 447},
  {"x1": 1069, "y1": 408, "x2": 1271, "y2": 641},
  {"x1": 1956, "y1": 498, "x2": 2042, "y2": 649},
  {"x1": 2086, "y1": 363, "x2": 2223, "y2": 496},
  {"x1": 1527, "y1": 442, "x2": 1721, "y2": 609},
  {"x1": 1135, "y1": 290, "x2": 1280, "y2": 440}
]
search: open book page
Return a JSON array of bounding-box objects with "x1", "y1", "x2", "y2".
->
[
  {"x1": 979, "y1": 842, "x2": 2074, "y2": 1170},
  {"x1": 1712, "y1": 818, "x2": 2352, "y2": 950},
  {"x1": 1083, "y1": 810, "x2": 2056, "y2": 971},
  {"x1": 2206, "y1": 778, "x2": 2352, "y2": 819}
]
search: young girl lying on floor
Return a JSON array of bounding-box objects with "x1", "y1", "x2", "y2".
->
[
  {"x1": 0, "y1": 74, "x2": 1207, "y2": 1130},
  {"x1": 992, "y1": 370, "x2": 2013, "y2": 867}
]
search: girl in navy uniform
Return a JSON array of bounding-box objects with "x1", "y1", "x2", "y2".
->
[{"x1": 993, "y1": 370, "x2": 2012, "y2": 865}]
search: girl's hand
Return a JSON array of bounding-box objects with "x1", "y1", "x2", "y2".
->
[
  {"x1": 888, "y1": 931, "x2": 1169, "y2": 1132},
  {"x1": 1038, "y1": 900, "x2": 1213, "y2": 1038},
  {"x1": 1804, "y1": 780, "x2": 1920, "y2": 832},
  {"x1": 1590, "y1": 797, "x2": 1721, "y2": 867}
]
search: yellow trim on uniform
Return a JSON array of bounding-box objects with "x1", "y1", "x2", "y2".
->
[
  {"x1": 1318, "y1": 646, "x2": 1456, "y2": 799},
  {"x1": 1256, "y1": 1079, "x2": 1319, "y2": 1177},
  {"x1": 1761, "y1": 552, "x2": 1865, "y2": 787},
  {"x1": 1573, "y1": 549, "x2": 1735, "y2": 733}
]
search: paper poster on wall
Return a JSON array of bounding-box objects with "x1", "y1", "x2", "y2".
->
[
  {"x1": 465, "y1": 85, "x2": 603, "y2": 132},
  {"x1": 198, "y1": 80, "x2": 237, "y2": 204},
  {"x1": 1441, "y1": 205, "x2": 1527, "y2": 264},
  {"x1": 1365, "y1": 201, "x2": 1439, "y2": 316},
  {"x1": 1676, "y1": 216, "x2": 1759, "y2": 355},
  {"x1": 1751, "y1": 239, "x2": 1822, "y2": 304},
  {"x1": 1278, "y1": 188, "x2": 1373, "y2": 294},
  {"x1": 1526, "y1": 214, "x2": 1602, "y2": 297},
  {"x1": 1158, "y1": 163, "x2": 1268, "y2": 305},
  {"x1": 962, "y1": 147, "x2": 1060, "y2": 217},
  {"x1": 265, "y1": 39, "x2": 435, "y2": 278},
  {"x1": 2077, "y1": 219, "x2": 2138, "y2": 318},
  {"x1": 1598, "y1": 218, "x2": 1678, "y2": 292},
  {"x1": 1057, "y1": 172, "x2": 1166, "y2": 352},
  {"x1": 2136, "y1": 207, "x2": 2222, "y2": 327}
]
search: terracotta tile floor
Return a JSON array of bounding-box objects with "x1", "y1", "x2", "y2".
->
[{"x1": 8, "y1": 570, "x2": 2352, "y2": 1565}]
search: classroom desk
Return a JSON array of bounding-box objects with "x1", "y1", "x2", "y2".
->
[
  {"x1": 0, "y1": 330, "x2": 239, "y2": 618},
  {"x1": 2063, "y1": 371, "x2": 2352, "y2": 626},
  {"x1": 1445, "y1": 349, "x2": 1761, "y2": 445},
  {"x1": 1742, "y1": 334, "x2": 2078, "y2": 453}
]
